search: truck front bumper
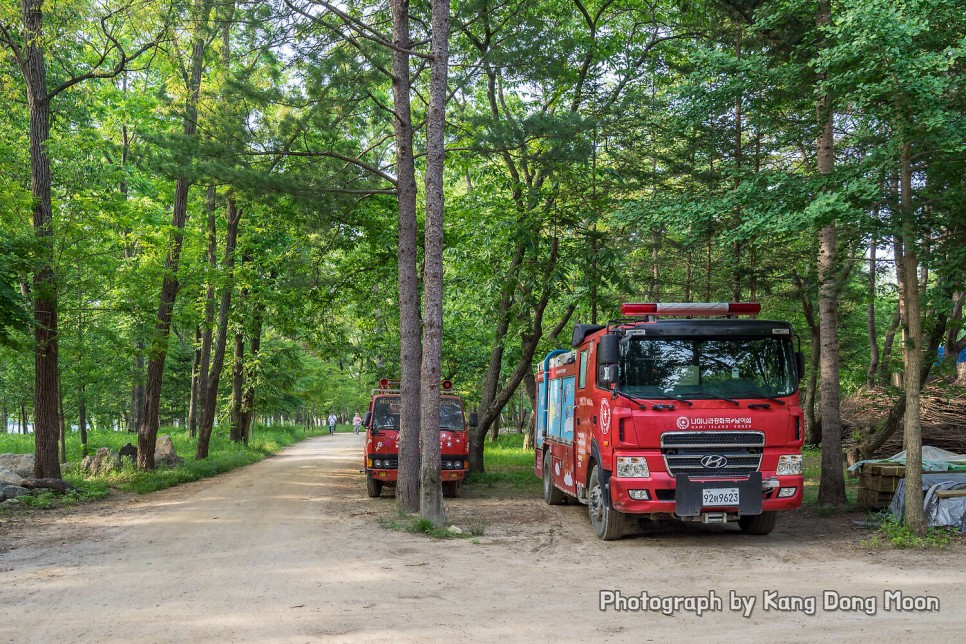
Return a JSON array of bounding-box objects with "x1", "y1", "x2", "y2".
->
[{"x1": 609, "y1": 471, "x2": 803, "y2": 515}]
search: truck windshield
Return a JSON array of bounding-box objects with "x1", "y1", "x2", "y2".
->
[
  {"x1": 620, "y1": 337, "x2": 796, "y2": 399},
  {"x1": 373, "y1": 396, "x2": 465, "y2": 430}
]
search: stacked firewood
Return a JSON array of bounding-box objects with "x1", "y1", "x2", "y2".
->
[{"x1": 842, "y1": 384, "x2": 966, "y2": 459}]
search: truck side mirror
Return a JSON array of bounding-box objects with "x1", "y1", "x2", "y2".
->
[
  {"x1": 795, "y1": 352, "x2": 805, "y2": 381},
  {"x1": 362, "y1": 411, "x2": 371, "y2": 427},
  {"x1": 598, "y1": 333, "x2": 620, "y2": 365},
  {"x1": 468, "y1": 412, "x2": 478, "y2": 427}
]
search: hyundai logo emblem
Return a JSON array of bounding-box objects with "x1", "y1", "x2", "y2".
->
[{"x1": 700, "y1": 455, "x2": 728, "y2": 469}]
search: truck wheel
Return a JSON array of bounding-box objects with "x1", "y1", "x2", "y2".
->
[
  {"x1": 588, "y1": 462, "x2": 625, "y2": 540},
  {"x1": 739, "y1": 512, "x2": 778, "y2": 535},
  {"x1": 543, "y1": 456, "x2": 565, "y2": 505},
  {"x1": 443, "y1": 481, "x2": 462, "y2": 498},
  {"x1": 365, "y1": 472, "x2": 383, "y2": 498}
]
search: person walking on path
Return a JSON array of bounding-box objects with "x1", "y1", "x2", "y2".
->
[
  {"x1": 352, "y1": 413, "x2": 362, "y2": 435},
  {"x1": 328, "y1": 413, "x2": 337, "y2": 435}
]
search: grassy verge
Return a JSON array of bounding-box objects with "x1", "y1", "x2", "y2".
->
[
  {"x1": 464, "y1": 433, "x2": 540, "y2": 497},
  {"x1": 1, "y1": 424, "x2": 326, "y2": 506},
  {"x1": 378, "y1": 509, "x2": 487, "y2": 539},
  {"x1": 862, "y1": 515, "x2": 956, "y2": 549}
]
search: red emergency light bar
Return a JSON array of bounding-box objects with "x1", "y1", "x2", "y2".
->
[
  {"x1": 620, "y1": 302, "x2": 761, "y2": 317},
  {"x1": 378, "y1": 378, "x2": 454, "y2": 391}
]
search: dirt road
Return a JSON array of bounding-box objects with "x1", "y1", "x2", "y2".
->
[{"x1": 1, "y1": 434, "x2": 963, "y2": 643}]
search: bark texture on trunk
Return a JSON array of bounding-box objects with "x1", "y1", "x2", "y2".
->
[
  {"x1": 239, "y1": 302, "x2": 264, "y2": 444},
  {"x1": 899, "y1": 143, "x2": 925, "y2": 535},
  {"x1": 390, "y1": 0, "x2": 422, "y2": 514},
  {"x1": 867, "y1": 239, "x2": 880, "y2": 385},
  {"x1": 188, "y1": 325, "x2": 201, "y2": 437},
  {"x1": 196, "y1": 197, "x2": 240, "y2": 459},
  {"x1": 418, "y1": 0, "x2": 450, "y2": 526},
  {"x1": 138, "y1": 0, "x2": 214, "y2": 469},
  {"x1": 229, "y1": 328, "x2": 245, "y2": 442},
  {"x1": 20, "y1": 0, "x2": 61, "y2": 479},
  {"x1": 815, "y1": 0, "x2": 846, "y2": 506}
]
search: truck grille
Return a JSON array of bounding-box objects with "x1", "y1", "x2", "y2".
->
[{"x1": 661, "y1": 431, "x2": 764, "y2": 478}]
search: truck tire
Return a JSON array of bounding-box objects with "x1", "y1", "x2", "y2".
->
[
  {"x1": 739, "y1": 511, "x2": 778, "y2": 535},
  {"x1": 588, "y1": 462, "x2": 625, "y2": 540},
  {"x1": 543, "y1": 456, "x2": 565, "y2": 506},
  {"x1": 443, "y1": 480, "x2": 462, "y2": 498},
  {"x1": 365, "y1": 472, "x2": 383, "y2": 498}
]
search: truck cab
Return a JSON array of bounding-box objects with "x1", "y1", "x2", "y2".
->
[
  {"x1": 535, "y1": 303, "x2": 806, "y2": 539},
  {"x1": 362, "y1": 379, "x2": 470, "y2": 498}
]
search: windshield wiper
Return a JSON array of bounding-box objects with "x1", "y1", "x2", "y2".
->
[
  {"x1": 734, "y1": 392, "x2": 786, "y2": 406},
  {"x1": 613, "y1": 389, "x2": 693, "y2": 408},
  {"x1": 692, "y1": 392, "x2": 741, "y2": 406}
]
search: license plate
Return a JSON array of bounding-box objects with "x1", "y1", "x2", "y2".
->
[{"x1": 702, "y1": 487, "x2": 739, "y2": 507}]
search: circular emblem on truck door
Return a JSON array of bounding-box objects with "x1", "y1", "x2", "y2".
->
[
  {"x1": 599, "y1": 398, "x2": 611, "y2": 435},
  {"x1": 700, "y1": 455, "x2": 728, "y2": 469},
  {"x1": 676, "y1": 416, "x2": 690, "y2": 430}
]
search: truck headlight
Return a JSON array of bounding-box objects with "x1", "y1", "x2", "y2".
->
[
  {"x1": 616, "y1": 456, "x2": 650, "y2": 478},
  {"x1": 777, "y1": 454, "x2": 802, "y2": 476}
]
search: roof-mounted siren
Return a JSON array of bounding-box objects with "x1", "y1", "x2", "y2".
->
[
  {"x1": 376, "y1": 378, "x2": 401, "y2": 393},
  {"x1": 441, "y1": 380, "x2": 453, "y2": 391},
  {"x1": 620, "y1": 302, "x2": 761, "y2": 320}
]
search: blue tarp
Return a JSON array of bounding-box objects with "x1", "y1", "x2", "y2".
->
[{"x1": 888, "y1": 473, "x2": 966, "y2": 533}]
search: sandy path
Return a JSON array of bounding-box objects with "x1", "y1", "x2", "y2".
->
[{"x1": 1, "y1": 433, "x2": 963, "y2": 643}]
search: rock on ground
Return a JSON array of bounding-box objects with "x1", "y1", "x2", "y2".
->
[
  {"x1": 0, "y1": 467, "x2": 23, "y2": 486},
  {"x1": 154, "y1": 434, "x2": 183, "y2": 468},
  {"x1": 0, "y1": 453, "x2": 34, "y2": 478},
  {"x1": 0, "y1": 485, "x2": 29, "y2": 502},
  {"x1": 82, "y1": 448, "x2": 120, "y2": 476}
]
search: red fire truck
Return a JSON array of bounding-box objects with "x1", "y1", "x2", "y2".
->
[
  {"x1": 362, "y1": 379, "x2": 470, "y2": 498},
  {"x1": 535, "y1": 303, "x2": 805, "y2": 539}
]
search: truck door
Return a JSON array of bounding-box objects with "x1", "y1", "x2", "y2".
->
[{"x1": 550, "y1": 375, "x2": 577, "y2": 495}]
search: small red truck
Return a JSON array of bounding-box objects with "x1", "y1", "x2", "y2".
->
[
  {"x1": 362, "y1": 379, "x2": 470, "y2": 498},
  {"x1": 535, "y1": 303, "x2": 805, "y2": 539}
]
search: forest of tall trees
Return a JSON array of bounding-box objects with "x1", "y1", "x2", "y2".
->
[{"x1": 0, "y1": 1, "x2": 962, "y2": 527}]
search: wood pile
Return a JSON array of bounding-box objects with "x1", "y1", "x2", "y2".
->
[
  {"x1": 842, "y1": 384, "x2": 966, "y2": 459},
  {"x1": 856, "y1": 462, "x2": 904, "y2": 510}
]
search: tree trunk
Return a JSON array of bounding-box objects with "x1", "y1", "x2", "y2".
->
[
  {"x1": 858, "y1": 313, "x2": 946, "y2": 459},
  {"x1": 196, "y1": 186, "x2": 218, "y2": 434},
  {"x1": 19, "y1": 0, "x2": 62, "y2": 479},
  {"x1": 878, "y1": 306, "x2": 901, "y2": 382},
  {"x1": 899, "y1": 143, "x2": 926, "y2": 536},
  {"x1": 489, "y1": 412, "x2": 501, "y2": 441},
  {"x1": 188, "y1": 325, "x2": 201, "y2": 437},
  {"x1": 58, "y1": 376, "x2": 66, "y2": 464},
  {"x1": 945, "y1": 290, "x2": 964, "y2": 367},
  {"x1": 867, "y1": 237, "x2": 880, "y2": 385},
  {"x1": 418, "y1": 0, "x2": 450, "y2": 526},
  {"x1": 792, "y1": 272, "x2": 821, "y2": 444},
  {"x1": 138, "y1": 0, "x2": 214, "y2": 469},
  {"x1": 390, "y1": 0, "x2": 422, "y2": 514},
  {"x1": 129, "y1": 346, "x2": 145, "y2": 434},
  {"x1": 197, "y1": 197, "x2": 240, "y2": 459},
  {"x1": 705, "y1": 234, "x2": 712, "y2": 301},
  {"x1": 804, "y1": 327, "x2": 821, "y2": 445},
  {"x1": 815, "y1": 0, "x2": 846, "y2": 506},
  {"x1": 78, "y1": 383, "x2": 87, "y2": 452},
  {"x1": 240, "y1": 302, "x2": 264, "y2": 444},
  {"x1": 684, "y1": 251, "x2": 693, "y2": 302},
  {"x1": 476, "y1": 245, "x2": 526, "y2": 451},
  {"x1": 229, "y1": 327, "x2": 245, "y2": 442}
]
